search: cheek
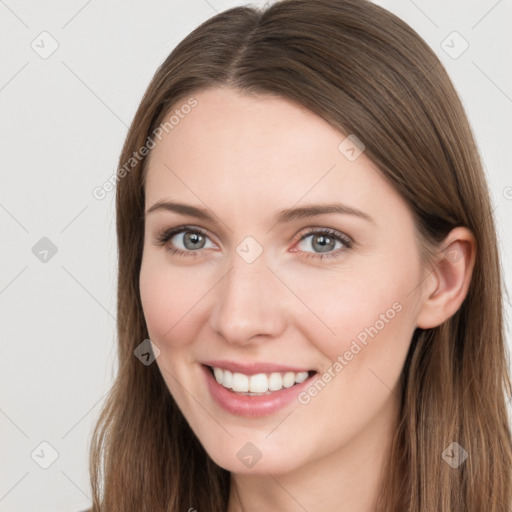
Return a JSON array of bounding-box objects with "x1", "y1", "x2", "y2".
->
[
  {"x1": 139, "y1": 255, "x2": 192, "y2": 347},
  {"x1": 285, "y1": 269, "x2": 405, "y2": 347},
  {"x1": 139, "y1": 254, "x2": 220, "y2": 355},
  {"x1": 289, "y1": 275, "x2": 414, "y2": 449},
  {"x1": 139, "y1": 258, "x2": 203, "y2": 403},
  {"x1": 287, "y1": 254, "x2": 418, "y2": 383}
]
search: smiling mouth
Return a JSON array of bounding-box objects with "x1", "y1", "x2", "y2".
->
[{"x1": 205, "y1": 365, "x2": 317, "y2": 396}]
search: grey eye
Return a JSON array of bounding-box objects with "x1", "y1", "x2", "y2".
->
[
  {"x1": 171, "y1": 231, "x2": 214, "y2": 251},
  {"x1": 298, "y1": 233, "x2": 343, "y2": 253}
]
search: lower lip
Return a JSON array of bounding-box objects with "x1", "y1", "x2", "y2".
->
[{"x1": 201, "y1": 364, "x2": 315, "y2": 417}]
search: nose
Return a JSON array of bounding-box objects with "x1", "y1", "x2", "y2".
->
[{"x1": 208, "y1": 249, "x2": 288, "y2": 346}]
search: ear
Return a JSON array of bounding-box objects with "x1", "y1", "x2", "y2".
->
[{"x1": 416, "y1": 227, "x2": 476, "y2": 329}]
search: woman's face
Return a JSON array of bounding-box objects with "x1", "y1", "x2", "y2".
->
[{"x1": 140, "y1": 86, "x2": 427, "y2": 474}]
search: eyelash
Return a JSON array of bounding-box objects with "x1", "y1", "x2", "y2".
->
[{"x1": 154, "y1": 225, "x2": 353, "y2": 261}]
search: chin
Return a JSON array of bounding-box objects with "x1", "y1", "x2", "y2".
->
[{"x1": 196, "y1": 432, "x2": 310, "y2": 475}]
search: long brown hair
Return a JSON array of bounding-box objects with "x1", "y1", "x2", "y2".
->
[{"x1": 88, "y1": 0, "x2": 512, "y2": 510}]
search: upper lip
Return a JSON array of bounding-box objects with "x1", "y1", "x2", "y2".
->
[{"x1": 202, "y1": 360, "x2": 314, "y2": 375}]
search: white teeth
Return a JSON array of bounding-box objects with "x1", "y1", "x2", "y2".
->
[
  {"x1": 283, "y1": 372, "x2": 296, "y2": 388},
  {"x1": 249, "y1": 373, "x2": 268, "y2": 393},
  {"x1": 213, "y1": 367, "x2": 224, "y2": 385},
  {"x1": 211, "y1": 367, "x2": 311, "y2": 394},
  {"x1": 295, "y1": 371, "x2": 308, "y2": 384},
  {"x1": 268, "y1": 372, "x2": 282, "y2": 391},
  {"x1": 223, "y1": 370, "x2": 233, "y2": 389},
  {"x1": 231, "y1": 372, "x2": 249, "y2": 392}
]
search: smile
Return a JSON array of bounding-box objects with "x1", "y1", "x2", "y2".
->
[
  {"x1": 201, "y1": 363, "x2": 318, "y2": 417},
  {"x1": 210, "y1": 366, "x2": 314, "y2": 395}
]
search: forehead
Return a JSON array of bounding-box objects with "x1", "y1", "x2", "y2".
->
[
  {"x1": 147, "y1": 86, "x2": 343, "y2": 172},
  {"x1": 143, "y1": 86, "x2": 404, "y2": 226}
]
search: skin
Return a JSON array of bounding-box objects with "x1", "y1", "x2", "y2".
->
[{"x1": 139, "y1": 86, "x2": 475, "y2": 512}]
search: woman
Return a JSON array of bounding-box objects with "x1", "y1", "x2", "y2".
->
[{"x1": 88, "y1": 0, "x2": 512, "y2": 510}]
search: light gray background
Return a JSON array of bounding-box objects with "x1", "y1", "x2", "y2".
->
[{"x1": 1, "y1": 1, "x2": 511, "y2": 511}]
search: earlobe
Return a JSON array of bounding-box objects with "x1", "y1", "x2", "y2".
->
[{"x1": 416, "y1": 227, "x2": 476, "y2": 329}]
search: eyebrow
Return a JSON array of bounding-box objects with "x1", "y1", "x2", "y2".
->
[{"x1": 145, "y1": 200, "x2": 375, "y2": 225}]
